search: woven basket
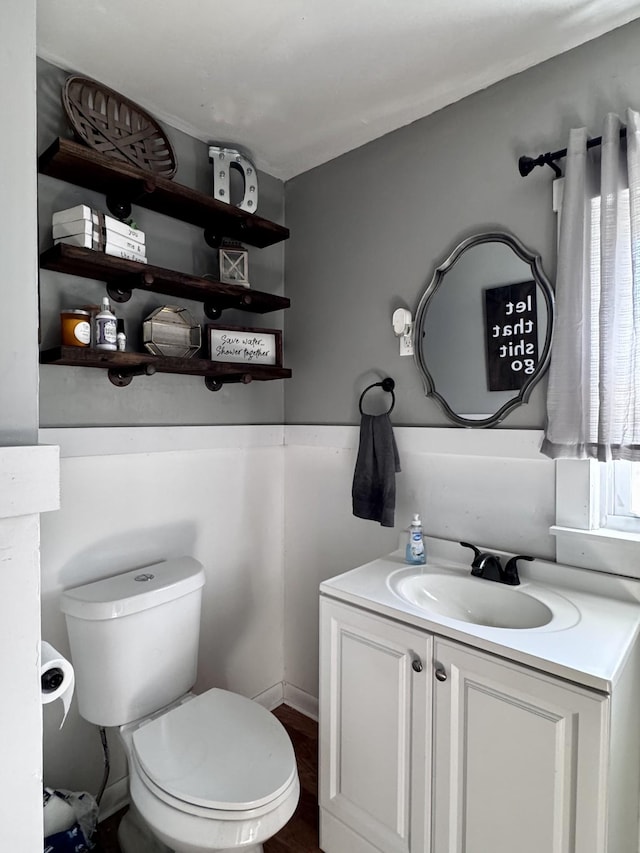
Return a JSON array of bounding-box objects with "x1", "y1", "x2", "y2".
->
[{"x1": 62, "y1": 75, "x2": 177, "y2": 179}]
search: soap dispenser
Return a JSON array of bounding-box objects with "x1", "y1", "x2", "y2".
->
[{"x1": 405, "y1": 514, "x2": 426, "y2": 565}]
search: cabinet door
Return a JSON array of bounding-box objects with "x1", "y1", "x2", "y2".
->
[
  {"x1": 319, "y1": 598, "x2": 433, "y2": 853},
  {"x1": 432, "y1": 638, "x2": 609, "y2": 853}
]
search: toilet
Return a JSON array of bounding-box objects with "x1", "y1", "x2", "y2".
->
[{"x1": 60, "y1": 557, "x2": 299, "y2": 853}]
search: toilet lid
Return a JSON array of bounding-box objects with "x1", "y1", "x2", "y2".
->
[{"x1": 132, "y1": 689, "x2": 297, "y2": 811}]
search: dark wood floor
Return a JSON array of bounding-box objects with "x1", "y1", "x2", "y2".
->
[
  {"x1": 93, "y1": 704, "x2": 320, "y2": 853},
  {"x1": 265, "y1": 705, "x2": 320, "y2": 853}
]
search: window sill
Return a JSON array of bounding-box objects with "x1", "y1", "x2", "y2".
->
[{"x1": 551, "y1": 525, "x2": 640, "y2": 579}]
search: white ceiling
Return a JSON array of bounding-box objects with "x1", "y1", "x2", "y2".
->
[{"x1": 37, "y1": 0, "x2": 640, "y2": 181}]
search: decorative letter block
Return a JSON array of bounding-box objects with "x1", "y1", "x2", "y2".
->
[{"x1": 208, "y1": 145, "x2": 259, "y2": 213}]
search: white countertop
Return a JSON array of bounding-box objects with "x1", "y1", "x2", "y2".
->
[{"x1": 319, "y1": 539, "x2": 640, "y2": 692}]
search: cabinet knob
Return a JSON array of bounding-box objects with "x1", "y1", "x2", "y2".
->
[
  {"x1": 411, "y1": 657, "x2": 423, "y2": 673},
  {"x1": 434, "y1": 666, "x2": 447, "y2": 682}
]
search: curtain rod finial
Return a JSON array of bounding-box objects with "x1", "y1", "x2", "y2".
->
[
  {"x1": 519, "y1": 152, "x2": 562, "y2": 178},
  {"x1": 518, "y1": 155, "x2": 537, "y2": 177}
]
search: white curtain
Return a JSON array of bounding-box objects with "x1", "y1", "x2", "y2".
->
[{"x1": 541, "y1": 108, "x2": 640, "y2": 461}]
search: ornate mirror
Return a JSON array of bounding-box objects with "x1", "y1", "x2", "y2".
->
[{"x1": 414, "y1": 231, "x2": 554, "y2": 427}]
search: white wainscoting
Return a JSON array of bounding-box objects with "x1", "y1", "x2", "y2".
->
[
  {"x1": 39, "y1": 426, "x2": 285, "y2": 802},
  {"x1": 283, "y1": 425, "x2": 555, "y2": 704},
  {"x1": 38, "y1": 425, "x2": 555, "y2": 808}
]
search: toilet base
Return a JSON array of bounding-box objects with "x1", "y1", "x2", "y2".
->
[
  {"x1": 217, "y1": 847, "x2": 263, "y2": 853},
  {"x1": 117, "y1": 800, "x2": 265, "y2": 853},
  {"x1": 118, "y1": 803, "x2": 173, "y2": 853}
]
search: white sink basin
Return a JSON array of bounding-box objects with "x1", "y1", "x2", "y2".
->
[{"x1": 388, "y1": 569, "x2": 577, "y2": 630}]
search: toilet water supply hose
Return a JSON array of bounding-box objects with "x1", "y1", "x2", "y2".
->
[{"x1": 96, "y1": 727, "x2": 110, "y2": 806}]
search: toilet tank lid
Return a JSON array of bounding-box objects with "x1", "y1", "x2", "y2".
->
[{"x1": 60, "y1": 557, "x2": 205, "y2": 620}]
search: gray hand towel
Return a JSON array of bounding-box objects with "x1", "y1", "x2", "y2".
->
[{"x1": 352, "y1": 412, "x2": 401, "y2": 527}]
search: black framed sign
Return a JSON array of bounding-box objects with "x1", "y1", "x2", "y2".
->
[{"x1": 484, "y1": 281, "x2": 538, "y2": 391}]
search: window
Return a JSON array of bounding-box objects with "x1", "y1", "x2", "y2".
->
[
  {"x1": 552, "y1": 174, "x2": 640, "y2": 576},
  {"x1": 608, "y1": 460, "x2": 640, "y2": 529}
]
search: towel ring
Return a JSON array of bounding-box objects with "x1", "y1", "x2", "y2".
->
[{"x1": 359, "y1": 377, "x2": 395, "y2": 415}]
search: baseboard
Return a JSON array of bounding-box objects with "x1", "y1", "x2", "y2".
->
[
  {"x1": 98, "y1": 775, "x2": 129, "y2": 822},
  {"x1": 283, "y1": 683, "x2": 318, "y2": 720},
  {"x1": 252, "y1": 681, "x2": 285, "y2": 710},
  {"x1": 320, "y1": 809, "x2": 379, "y2": 853}
]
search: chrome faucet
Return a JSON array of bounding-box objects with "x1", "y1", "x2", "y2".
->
[{"x1": 460, "y1": 542, "x2": 532, "y2": 586}]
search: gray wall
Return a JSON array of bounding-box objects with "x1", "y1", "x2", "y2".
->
[
  {"x1": 38, "y1": 19, "x2": 640, "y2": 430},
  {"x1": 2, "y1": 7, "x2": 40, "y2": 444},
  {"x1": 37, "y1": 59, "x2": 287, "y2": 427},
  {"x1": 284, "y1": 19, "x2": 640, "y2": 427}
]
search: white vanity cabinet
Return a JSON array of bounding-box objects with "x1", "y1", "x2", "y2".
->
[
  {"x1": 319, "y1": 593, "x2": 640, "y2": 853},
  {"x1": 319, "y1": 598, "x2": 432, "y2": 853},
  {"x1": 431, "y1": 638, "x2": 608, "y2": 853}
]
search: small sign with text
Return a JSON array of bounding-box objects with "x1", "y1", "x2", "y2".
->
[
  {"x1": 484, "y1": 281, "x2": 538, "y2": 391},
  {"x1": 207, "y1": 325, "x2": 282, "y2": 366}
]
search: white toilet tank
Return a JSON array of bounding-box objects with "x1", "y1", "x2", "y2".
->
[{"x1": 60, "y1": 557, "x2": 206, "y2": 727}]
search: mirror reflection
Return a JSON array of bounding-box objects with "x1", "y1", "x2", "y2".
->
[{"x1": 414, "y1": 232, "x2": 554, "y2": 427}]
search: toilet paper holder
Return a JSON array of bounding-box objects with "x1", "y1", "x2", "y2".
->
[{"x1": 42, "y1": 667, "x2": 65, "y2": 693}]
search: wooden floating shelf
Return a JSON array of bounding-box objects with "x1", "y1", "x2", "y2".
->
[
  {"x1": 39, "y1": 137, "x2": 289, "y2": 249},
  {"x1": 40, "y1": 347, "x2": 292, "y2": 391},
  {"x1": 40, "y1": 243, "x2": 289, "y2": 317}
]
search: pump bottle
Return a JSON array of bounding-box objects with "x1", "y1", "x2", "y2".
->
[
  {"x1": 95, "y1": 297, "x2": 117, "y2": 351},
  {"x1": 405, "y1": 513, "x2": 426, "y2": 565}
]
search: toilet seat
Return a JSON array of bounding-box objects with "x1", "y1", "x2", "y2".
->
[
  {"x1": 131, "y1": 749, "x2": 299, "y2": 821},
  {"x1": 132, "y1": 688, "x2": 297, "y2": 813},
  {"x1": 129, "y1": 757, "x2": 300, "y2": 853}
]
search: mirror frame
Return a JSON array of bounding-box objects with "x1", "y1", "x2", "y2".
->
[{"x1": 414, "y1": 230, "x2": 555, "y2": 428}]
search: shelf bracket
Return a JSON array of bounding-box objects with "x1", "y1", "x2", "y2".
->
[
  {"x1": 105, "y1": 177, "x2": 157, "y2": 221},
  {"x1": 203, "y1": 303, "x2": 223, "y2": 321},
  {"x1": 203, "y1": 221, "x2": 249, "y2": 249},
  {"x1": 108, "y1": 363, "x2": 157, "y2": 387},
  {"x1": 204, "y1": 291, "x2": 253, "y2": 320},
  {"x1": 107, "y1": 283, "x2": 132, "y2": 304},
  {"x1": 205, "y1": 373, "x2": 253, "y2": 392},
  {"x1": 107, "y1": 271, "x2": 156, "y2": 304},
  {"x1": 204, "y1": 228, "x2": 223, "y2": 249}
]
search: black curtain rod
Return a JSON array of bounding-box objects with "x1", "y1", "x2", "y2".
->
[{"x1": 518, "y1": 126, "x2": 628, "y2": 178}]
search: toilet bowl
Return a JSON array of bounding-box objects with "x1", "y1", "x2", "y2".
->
[
  {"x1": 119, "y1": 689, "x2": 300, "y2": 853},
  {"x1": 59, "y1": 558, "x2": 300, "y2": 853}
]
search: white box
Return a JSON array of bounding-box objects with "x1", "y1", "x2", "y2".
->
[
  {"x1": 104, "y1": 243, "x2": 148, "y2": 264},
  {"x1": 54, "y1": 234, "x2": 147, "y2": 264},
  {"x1": 104, "y1": 215, "x2": 145, "y2": 245},
  {"x1": 51, "y1": 205, "x2": 146, "y2": 244},
  {"x1": 104, "y1": 229, "x2": 145, "y2": 257},
  {"x1": 52, "y1": 219, "x2": 97, "y2": 239},
  {"x1": 51, "y1": 204, "x2": 94, "y2": 226},
  {"x1": 54, "y1": 232, "x2": 103, "y2": 250}
]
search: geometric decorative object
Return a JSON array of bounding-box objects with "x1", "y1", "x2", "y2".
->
[
  {"x1": 219, "y1": 242, "x2": 249, "y2": 287},
  {"x1": 143, "y1": 306, "x2": 201, "y2": 358},
  {"x1": 62, "y1": 75, "x2": 177, "y2": 178},
  {"x1": 209, "y1": 145, "x2": 259, "y2": 213}
]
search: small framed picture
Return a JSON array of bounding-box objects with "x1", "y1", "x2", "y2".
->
[{"x1": 207, "y1": 324, "x2": 282, "y2": 367}]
